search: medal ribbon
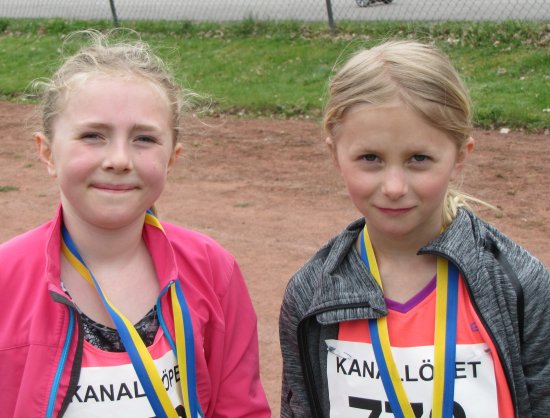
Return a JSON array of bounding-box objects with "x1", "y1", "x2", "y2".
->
[
  {"x1": 61, "y1": 211, "x2": 202, "y2": 418},
  {"x1": 360, "y1": 225, "x2": 459, "y2": 418}
]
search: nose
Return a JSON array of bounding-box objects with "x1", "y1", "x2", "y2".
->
[
  {"x1": 381, "y1": 167, "x2": 408, "y2": 199},
  {"x1": 102, "y1": 139, "x2": 133, "y2": 172}
]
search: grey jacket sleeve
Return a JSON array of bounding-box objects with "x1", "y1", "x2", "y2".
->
[
  {"x1": 484, "y1": 226, "x2": 550, "y2": 417},
  {"x1": 515, "y1": 250, "x2": 550, "y2": 416}
]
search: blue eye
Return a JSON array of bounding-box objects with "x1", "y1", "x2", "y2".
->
[
  {"x1": 80, "y1": 132, "x2": 102, "y2": 141},
  {"x1": 361, "y1": 154, "x2": 378, "y2": 162},
  {"x1": 136, "y1": 136, "x2": 157, "y2": 143},
  {"x1": 412, "y1": 154, "x2": 429, "y2": 162}
]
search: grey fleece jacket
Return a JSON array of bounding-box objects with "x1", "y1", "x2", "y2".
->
[{"x1": 279, "y1": 209, "x2": 550, "y2": 418}]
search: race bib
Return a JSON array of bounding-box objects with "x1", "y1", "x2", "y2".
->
[
  {"x1": 65, "y1": 341, "x2": 184, "y2": 417},
  {"x1": 326, "y1": 339, "x2": 498, "y2": 418}
]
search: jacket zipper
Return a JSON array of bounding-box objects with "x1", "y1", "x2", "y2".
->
[
  {"x1": 297, "y1": 302, "x2": 382, "y2": 418},
  {"x1": 46, "y1": 306, "x2": 75, "y2": 418},
  {"x1": 45, "y1": 293, "x2": 85, "y2": 418}
]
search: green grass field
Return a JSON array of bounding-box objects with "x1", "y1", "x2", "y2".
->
[{"x1": 0, "y1": 18, "x2": 548, "y2": 130}]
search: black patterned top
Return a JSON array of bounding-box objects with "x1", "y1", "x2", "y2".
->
[
  {"x1": 62, "y1": 282, "x2": 159, "y2": 352},
  {"x1": 79, "y1": 306, "x2": 159, "y2": 352}
]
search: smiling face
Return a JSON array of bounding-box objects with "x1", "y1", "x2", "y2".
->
[
  {"x1": 330, "y1": 102, "x2": 472, "y2": 244},
  {"x1": 37, "y1": 75, "x2": 181, "y2": 231}
]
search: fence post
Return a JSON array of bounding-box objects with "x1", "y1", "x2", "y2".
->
[
  {"x1": 109, "y1": 0, "x2": 119, "y2": 27},
  {"x1": 325, "y1": 0, "x2": 336, "y2": 32}
]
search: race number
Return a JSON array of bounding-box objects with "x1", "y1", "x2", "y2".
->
[{"x1": 326, "y1": 340, "x2": 498, "y2": 418}]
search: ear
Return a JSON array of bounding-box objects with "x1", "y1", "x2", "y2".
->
[
  {"x1": 451, "y1": 136, "x2": 474, "y2": 180},
  {"x1": 168, "y1": 143, "x2": 183, "y2": 171},
  {"x1": 325, "y1": 137, "x2": 339, "y2": 168},
  {"x1": 35, "y1": 132, "x2": 57, "y2": 177}
]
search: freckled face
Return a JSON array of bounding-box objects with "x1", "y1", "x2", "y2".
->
[
  {"x1": 331, "y1": 102, "x2": 469, "y2": 242},
  {"x1": 39, "y1": 76, "x2": 180, "y2": 230}
]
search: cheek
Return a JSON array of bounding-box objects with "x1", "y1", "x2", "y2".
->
[
  {"x1": 54, "y1": 152, "x2": 95, "y2": 180},
  {"x1": 343, "y1": 171, "x2": 377, "y2": 198},
  {"x1": 139, "y1": 154, "x2": 172, "y2": 181},
  {"x1": 414, "y1": 173, "x2": 452, "y2": 202}
]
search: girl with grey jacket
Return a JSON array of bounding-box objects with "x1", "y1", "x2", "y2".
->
[{"x1": 279, "y1": 40, "x2": 550, "y2": 418}]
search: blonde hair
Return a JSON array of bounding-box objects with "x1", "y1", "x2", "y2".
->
[
  {"x1": 34, "y1": 29, "x2": 189, "y2": 146},
  {"x1": 324, "y1": 40, "x2": 486, "y2": 225}
]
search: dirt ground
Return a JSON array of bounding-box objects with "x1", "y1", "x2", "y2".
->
[{"x1": 1, "y1": 100, "x2": 549, "y2": 416}]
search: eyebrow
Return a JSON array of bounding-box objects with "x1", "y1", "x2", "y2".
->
[{"x1": 75, "y1": 121, "x2": 163, "y2": 133}]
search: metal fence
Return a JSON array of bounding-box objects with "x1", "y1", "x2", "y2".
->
[{"x1": 1, "y1": 0, "x2": 549, "y2": 26}]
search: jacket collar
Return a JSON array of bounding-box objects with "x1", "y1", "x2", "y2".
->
[
  {"x1": 45, "y1": 204, "x2": 64, "y2": 295},
  {"x1": 419, "y1": 208, "x2": 483, "y2": 284},
  {"x1": 309, "y1": 218, "x2": 386, "y2": 324},
  {"x1": 308, "y1": 209, "x2": 482, "y2": 324}
]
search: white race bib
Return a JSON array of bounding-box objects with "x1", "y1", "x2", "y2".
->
[
  {"x1": 65, "y1": 348, "x2": 184, "y2": 417},
  {"x1": 326, "y1": 339, "x2": 498, "y2": 418}
]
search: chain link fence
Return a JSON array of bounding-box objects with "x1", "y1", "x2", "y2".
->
[{"x1": 1, "y1": 0, "x2": 549, "y2": 26}]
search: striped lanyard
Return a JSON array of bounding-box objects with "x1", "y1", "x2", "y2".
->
[
  {"x1": 61, "y1": 211, "x2": 202, "y2": 418},
  {"x1": 360, "y1": 225, "x2": 459, "y2": 418}
]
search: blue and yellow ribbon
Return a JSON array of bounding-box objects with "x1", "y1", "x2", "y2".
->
[
  {"x1": 61, "y1": 210, "x2": 202, "y2": 418},
  {"x1": 360, "y1": 225, "x2": 459, "y2": 418}
]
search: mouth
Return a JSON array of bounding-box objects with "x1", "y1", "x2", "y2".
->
[
  {"x1": 376, "y1": 206, "x2": 414, "y2": 215},
  {"x1": 91, "y1": 183, "x2": 137, "y2": 192}
]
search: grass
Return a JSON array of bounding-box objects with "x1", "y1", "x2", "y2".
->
[
  {"x1": 0, "y1": 185, "x2": 19, "y2": 192},
  {"x1": 0, "y1": 18, "x2": 548, "y2": 130}
]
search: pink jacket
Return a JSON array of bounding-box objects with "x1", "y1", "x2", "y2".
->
[{"x1": 0, "y1": 206, "x2": 270, "y2": 417}]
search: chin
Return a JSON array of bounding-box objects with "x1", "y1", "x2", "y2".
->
[{"x1": 87, "y1": 212, "x2": 143, "y2": 230}]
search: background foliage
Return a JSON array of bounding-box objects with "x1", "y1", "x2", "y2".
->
[{"x1": 0, "y1": 19, "x2": 548, "y2": 130}]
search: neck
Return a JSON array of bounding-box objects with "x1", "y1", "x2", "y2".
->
[
  {"x1": 361, "y1": 219, "x2": 442, "y2": 302},
  {"x1": 60, "y1": 208, "x2": 160, "y2": 324},
  {"x1": 364, "y1": 217, "x2": 442, "y2": 260},
  {"x1": 62, "y1": 210, "x2": 146, "y2": 268}
]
